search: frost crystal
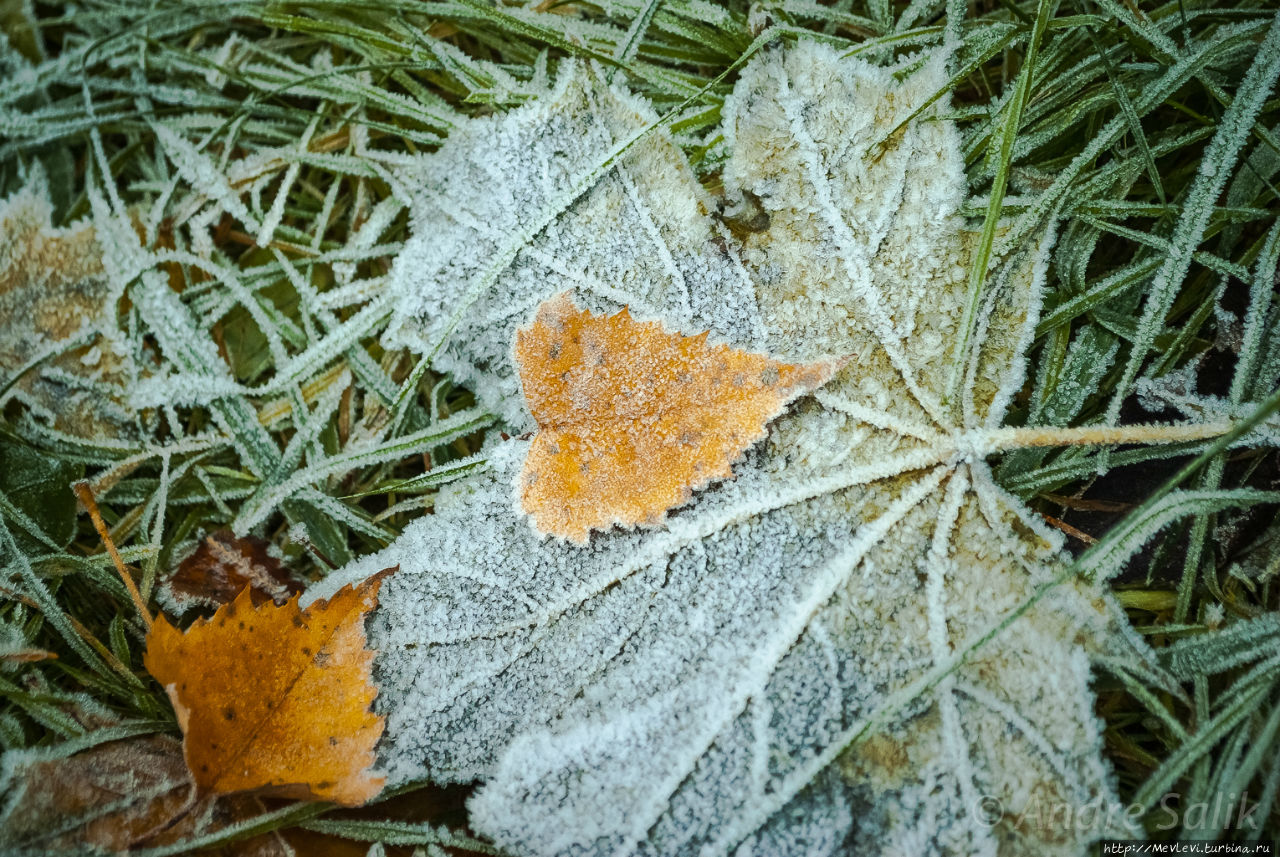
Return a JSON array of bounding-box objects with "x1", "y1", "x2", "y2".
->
[{"x1": 327, "y1": 42, "x2": 1135, "y2": 856}]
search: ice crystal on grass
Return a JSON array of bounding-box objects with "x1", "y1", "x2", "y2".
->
[
  {"x1": 1136, "y1": 370, "x2": 1280, "y2": 448},
  {"x1": 317, "y1": 41, "x2": 1136, "y2": 856}
]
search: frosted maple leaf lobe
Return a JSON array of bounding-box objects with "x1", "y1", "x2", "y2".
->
[
  {"x1": 517, "y1": 292, "x2": 836, "y2": 542},
  {"x1": 383, "y1": 54, "x2": 766, "y2": 429}
]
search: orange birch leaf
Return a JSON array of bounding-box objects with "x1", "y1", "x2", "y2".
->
[
  {"x1": 515, "y1": 292, "x2": 837, "y2": 543},
  {"x1": 143, "y1": 570, "x2": 392, "y2": 807}
]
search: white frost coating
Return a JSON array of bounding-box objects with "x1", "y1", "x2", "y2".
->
[
  {"x1": 382, "y1": 59, "x2": 765, "y2": 428},
  {"x1": 340, "y1": 41, "x2": 1135, "y2": 857},
  {"x1": 150, "y1": 121, "x2": 260, "y2": 234},
  {"x1": 1135, "y1": 370, "x2": 1280, "y2": 447}
]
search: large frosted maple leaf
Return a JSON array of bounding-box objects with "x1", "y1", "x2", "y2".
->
[{"x1": 312, "y1": 41, "x2": 1137, "y2": 856}]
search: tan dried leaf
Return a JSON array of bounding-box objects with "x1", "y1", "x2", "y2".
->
[
  {"x1": 0, "y1": 734, "x2": 289, "y2": 856},
  {"x1": 0, "y1": 170, "x2": 136, "y2": 439}
]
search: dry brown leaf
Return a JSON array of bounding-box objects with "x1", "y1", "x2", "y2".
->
[
  {"x1": 143, "y1": 571, "x2": 392, "y2": 806},
  {"x1": 0, "y1": 171, "x2": 137, "y2": 439},
  {"x1": 515, "y1": 292, "x2": 836, "y2": 542},
  {"x1": 0, "y1": 734, "x2": 476, "y2": 856},
  {"x1": 0, "y1": 734, "x2": 290, "y2": 856},
  {"x1": 161, "y1": 530, "x2": 303, "y2": 614}
]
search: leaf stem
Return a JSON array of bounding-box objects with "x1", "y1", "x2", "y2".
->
[
  {"x1": 74, "y1": 481, "x2": 153, "y2": 630},
  {"x1": 985, "y1": 420, "x2": 1235, "y2": 451}
]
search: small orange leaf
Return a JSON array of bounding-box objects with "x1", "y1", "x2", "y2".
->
[
  {"x1": 143, "y1": 571, "x2": 392, "y2": 806},
  {"x1": 515, "y1": 293, "x2": 837, "y2": 543}
]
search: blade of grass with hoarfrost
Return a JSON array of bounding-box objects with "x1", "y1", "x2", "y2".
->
[{"x1": 1107, "y1": 10, "x2": 1280, "y2": 424}]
